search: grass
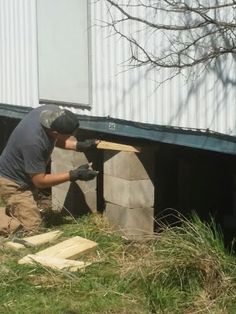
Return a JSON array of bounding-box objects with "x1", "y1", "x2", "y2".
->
[{"x1": 0, "y1": 209, "x2": 236, "y2": 314}]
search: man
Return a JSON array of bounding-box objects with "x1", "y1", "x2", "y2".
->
[{"x1": 0, "y1": 104, "x2": 98, "y2": 236}]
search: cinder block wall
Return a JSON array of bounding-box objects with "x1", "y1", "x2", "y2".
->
[
  {"x1": 103, "y1": 148, "x2": 155, "y2": 239},
  {"x1": 51, "y1": 145, "x2": 156, "y2": 240}
]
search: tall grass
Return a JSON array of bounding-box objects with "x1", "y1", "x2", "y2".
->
[
  {"x1": 118, "y1": 212, "x2": 236, "y2": 313},
  {"x1": 0, "y1": 212, "x2": 236, "y2": 313}
]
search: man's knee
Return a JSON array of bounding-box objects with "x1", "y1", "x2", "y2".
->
[
  {"x1": 22, "y1": 211, "x2": 42, "y2": 232},
  {"x1": 7, "y1": 191, "x2": 43, "y2": 232},
  {"x1": 10, "y1": 204, "x2": 42, "y2": 232},
  {"x1": 0, "y1": 207, "x2": 21, "y2": 236}
]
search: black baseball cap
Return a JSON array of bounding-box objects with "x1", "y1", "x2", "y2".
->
[{"x1": 39, "y1": 108, "x2": 79, "y2": 134}]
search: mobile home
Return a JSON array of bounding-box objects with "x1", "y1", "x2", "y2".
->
[{"x1": 0, "y1": 0, "x2": 236, "y2": 238}]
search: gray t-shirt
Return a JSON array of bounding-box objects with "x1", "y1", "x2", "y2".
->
[{"x1": 0, "y1": 105, "x2": 57, "y2": 188}]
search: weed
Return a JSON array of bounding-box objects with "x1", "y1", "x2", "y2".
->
[{"x1": 0, "y1": 212, "x2": 235, "y2": 313}]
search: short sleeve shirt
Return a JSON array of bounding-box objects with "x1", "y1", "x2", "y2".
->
[{"x1": 0, "y1": 105, "x2": 57, "y2": 188}]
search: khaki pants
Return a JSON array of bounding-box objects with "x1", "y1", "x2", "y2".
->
[{"x1": 0, "y1": 176, "x2": 42, "y2": 236}]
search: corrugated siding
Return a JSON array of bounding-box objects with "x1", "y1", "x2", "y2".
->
[
  {"x1": 0, "y1": 0, "x2": 39, "y2": 108},
  {"x1": 89, "y1": 1, "x2": 236, "y2": 136},
  {"x1": 0, "y1": 0, "x2": 236, "y2": 137}
]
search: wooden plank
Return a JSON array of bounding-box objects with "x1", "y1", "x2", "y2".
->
[
  {"x1": 97, "y1": 140, "x2": 141, "y2": 153},
  {"x1": 5, "y1": 242, "x2": 25, "y2": 249},
  {"x1": 18, "y1": 254, "x2": 91, "y2": 272},
  {"x1": 23, "y1": 230, "x2": 63, "y2": 245},
  {"x1": 36, "y1": 236, "x2": 98, "y2": 260},
  {"x1": 5, "y1": 230, "x2": 63, "y2": 250}
]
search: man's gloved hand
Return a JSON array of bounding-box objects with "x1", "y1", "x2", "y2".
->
[
  {"x1": 76, "y1": 139, "x2": 98, "y2": 152},
  {"x1": 69, "y1": 163, "x2": 99, "y2": 182}
]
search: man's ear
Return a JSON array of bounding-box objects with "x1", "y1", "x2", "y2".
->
[{"x1": 46, "y1": 129, "x2": 59, "y2": 139}]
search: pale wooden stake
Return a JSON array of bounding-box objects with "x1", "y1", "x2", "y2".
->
[
  {"x1": 18, "y1": 254, "x2": 91, "y2": 272},
  {"x1": 35, "y1": 236, "x2": 97, "y2": 260},
  {"x1": 5, "y1": 230, "x2": 63, "y2": 250},
  {"x1": 97, "y1": 140, "x2": 141, "y2": 153}
]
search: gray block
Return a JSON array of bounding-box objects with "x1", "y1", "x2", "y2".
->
[
  {"x1": 51, "y1": 148, "x2": 97, "y2": 214},
  {"x1": 104, "y1": 149, "x2": 155, "y2": 180},
  {"x1": 104, "y1": 203, "x2": 154, "y2": 240},
  {"x1": 52, "y1": 181, "x2": 97, "y2": 215},
  {"x1": 52, "y1": 185, "x2": 67, "y2": 211},
  {"x1": 52, "y1": 148, "x2": 89, "y2": 167},
  {"x1": 104, "y1": 175, "x2": 154, "y2": 208}
]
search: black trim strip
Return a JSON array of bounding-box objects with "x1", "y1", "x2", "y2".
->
[{"x1": 1, "y1": 103, "x2": 236, "y2": 155}]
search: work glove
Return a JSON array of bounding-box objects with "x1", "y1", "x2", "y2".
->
[
  {"x1": 69, "y1": 163, "x2": 99, "y2": 182},
  {"x1": 76, "y1": 139, "x2": 98, "y2": 152}
]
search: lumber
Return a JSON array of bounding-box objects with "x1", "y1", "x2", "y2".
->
[
  {"x1": 97, "y1": 140, "x2": 141, "y2": 153},
  {"x1": 18, "y1": 254, "x2": 91, "y2": 272},
  {"x1": 35, "y1": 236, "x2": 98, "y2": 260},
  {"x1": 5, "y1": 242, "x2": 25, "y2": 249},
  {"x1": 5, "y1": 230, "x2": 63, "y2": 250}
]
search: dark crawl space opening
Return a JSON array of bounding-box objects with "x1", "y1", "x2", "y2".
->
[
  {"x1": 1, "y1": 115, "x2": 236, "y2": 248},
  {"x1": 155, "y1": 143, "x2": 236, "y2": 248}
]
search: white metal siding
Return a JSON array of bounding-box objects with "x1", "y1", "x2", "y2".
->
[
  {"x1": 0, "y1": 0, "x2": 38, "y2": 108},
  {"x1": 0, "y1": 0, "x2": 236, "y2": 138},
  {"x1": 89, "y1": 1, "x2": 236, "y2": 136}
]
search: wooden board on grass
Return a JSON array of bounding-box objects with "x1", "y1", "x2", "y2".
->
[
  {"x1": 97, "y1": 140, "x2": 141, "y2": 153},
  {"x1": 5, "y1": 230, "x2": 63, "y2": 250},
  {"x1": 5, "y1": 242, "x2": 25, "y2": 250},
  {"x1": 35, "y1": 236, "x2": 97, "y2": 260},
  {"x1": 18, "y1": 254, "x2": 91, "y2": 272}
]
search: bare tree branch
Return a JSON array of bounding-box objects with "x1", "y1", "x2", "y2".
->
[{"x1": 102, "y1": 0, "x2": 236, "y2": 78}]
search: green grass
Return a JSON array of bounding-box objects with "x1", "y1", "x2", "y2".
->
[{"x1": 0, "y1": 211, "x2": 236, "y2": 314}]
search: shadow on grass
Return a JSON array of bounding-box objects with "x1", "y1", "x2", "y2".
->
[{"x1": 42, "y1": 210, "x2": 75, "y2": 228}]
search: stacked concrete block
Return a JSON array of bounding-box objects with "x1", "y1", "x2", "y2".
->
[
  {"x1": 51, "y1": 148, "x2": 97, "y2": 216},
  {"x1": 104, "y1": 148, "x2": 155, "y2": 240}
]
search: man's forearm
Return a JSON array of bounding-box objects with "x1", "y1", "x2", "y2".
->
[
  {"x1": 55, "y1": 135, "x2": 77, "y2": 150},
  {"x1": 55, "y1": 135, "x2": 99, "y2": 151},
  {"x1": 31, "y1": 172, "x2": 70, "y2": 189}
]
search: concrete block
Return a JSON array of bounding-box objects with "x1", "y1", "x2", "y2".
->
[
  {"x1": 52, "y1": 185, "x2": 67, "y2": 211},
  {"x1": 51, "y1": 147, "x2": 98, "y2": 168},
  {"x1": 104, "y1": 175, "x2": 154, "y2": 208},
  {"x1": 104, "y1": 149, "x2": 155, "y2": 180},
  {"x1": 51, "y1": 148, "x2": 97, "y2": 215},
  {"x1": 52, "y1": 150, "x2": 88, "y2": 169},
  {"x1": 104, "y1": 203, "x2": 154, "y2": 240},
  {"x1": 52, "y1": 181, "x2": 97, "y2": 215}
]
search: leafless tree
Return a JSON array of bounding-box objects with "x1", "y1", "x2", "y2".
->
[{"x1": 103, "y1": 0, "x2": 236, "y2": 80}]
